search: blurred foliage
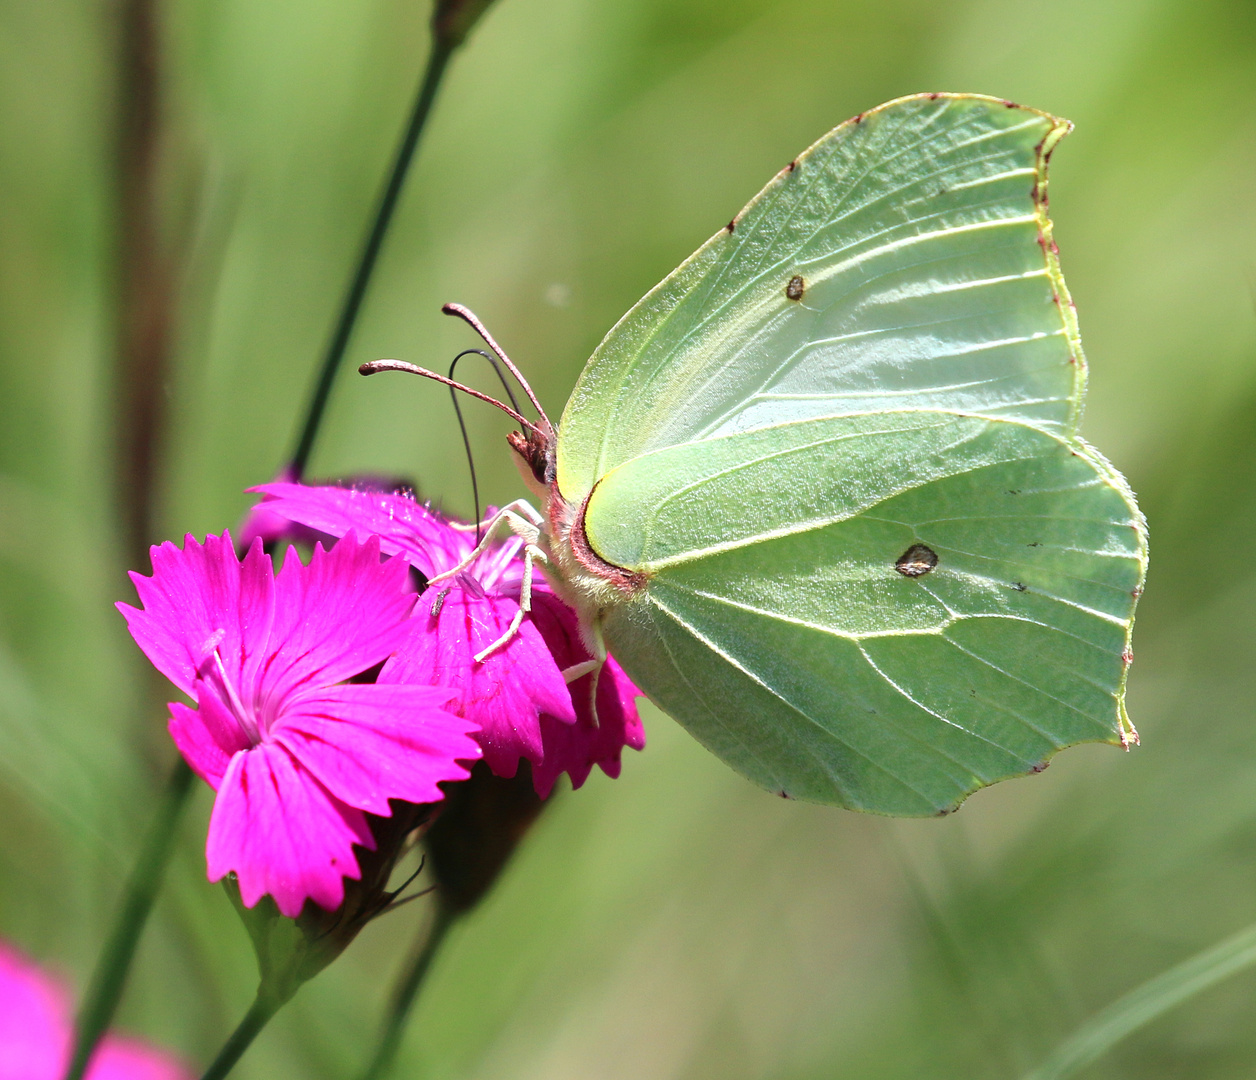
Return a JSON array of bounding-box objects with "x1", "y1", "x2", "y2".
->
[{"x1": 1, "y1": 0, "x2": 1256, "y2": 1077}]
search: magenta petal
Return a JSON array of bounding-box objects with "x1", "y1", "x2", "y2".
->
[
  {"x1": 88, "y1": 1038, "x2": 191, "y2": 1080},
  {"x1": 117, "y1": 531, "x2": 274, "y2": 699},
  {"x1": 531, "y1": 654, "x2": 646, "y2": 798},
  {"x1": 206, "y1": 743, "x2": 373, "y2": 917},
  {"x1": 0, "y1": 942, "x2": 67, "y2": 1080},
  {"x1": 528, "y1": 588, "x2": 646, "y2": 799},
  {"x1": 238, "y1": 467, "x2": 331, "y2": 550},
  {"x1": 167, "y1": 684, "x2": 250, "y2": 789},
  {"x1": 0, "y1": 942, "x2": 191, "y2": 1080},
  {"x1": 238, "y1": 500, "x2": 330, "y2": 552},
  {"x1": 380, "y1": 586, "x2": 574, "y2": 778},
  {"x1": 250, "y1": 483, "x2": 471, "y2": 578},
  {"x1": 273, "y1": 683, "x2": 479, "y2": 814},
  {"x1": 262, "y1": 534, "x2": 416, "y2": 703}
]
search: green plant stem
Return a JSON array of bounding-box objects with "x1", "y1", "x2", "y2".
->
[
  {"x1": 289, "y1": 34, "x2": 456, "y2": 478},
  {"x1": 358, "y1": 903, "x2": 457, "y2": 1080},
  {"x1": 63, "y1": 758, "x2": 195, "y2": 1080},
  {"x1": 1022, "y1": 919, "x2": 1256, "y2": 1080},
  {"x1": 199, "y1": 993, "x2": 282, "y2": 1080}
]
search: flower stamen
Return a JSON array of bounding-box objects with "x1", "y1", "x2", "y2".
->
[{"x1": 212, "y1": 647, "x2": 259, "y2": 744}]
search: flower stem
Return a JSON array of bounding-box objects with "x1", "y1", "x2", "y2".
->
[
  {"x1": 289, "y1": 34, "x2": 457, "y2": 479},
  {"x1": 358, "y1": 903, "x2": 457, "y2": 1080},
  {"x1": 199, "y1": 992, "x2": 282, "y2": 1080},
  {"x1": 62, "y1": 758, "x2": 196, "y2": 1080}
]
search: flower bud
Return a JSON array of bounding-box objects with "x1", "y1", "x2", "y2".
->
[
  {"x1": 431, "y1": 0, "x2": 499, "y2": 49},
  {"x1": 225, "y1": 804, "x2": 435, "y2": 1007},
  {"x1": 424, "y1": 761, "x2": 546, "y2": 913}
]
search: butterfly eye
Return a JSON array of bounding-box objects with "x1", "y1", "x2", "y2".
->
[
  {"x1": 895, "y1": 543, "x2": 938, "y2": 578},
  {"x1": 785, "y1": 274, "x2": 806, "y2": 301}
]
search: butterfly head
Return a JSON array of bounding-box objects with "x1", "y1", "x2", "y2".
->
[{"x1": 506, "y1": 419, "x2": 556, "y2": 499}]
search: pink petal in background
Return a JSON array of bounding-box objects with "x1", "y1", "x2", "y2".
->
[
  {"x1": 0, "y1": 941, "x2": 190, "y2": 1080},
  {"x1": 250, "y1": 482, "x2": 470, "y2": 580}
]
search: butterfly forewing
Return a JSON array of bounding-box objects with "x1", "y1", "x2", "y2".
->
[{"x1": 557, "y1": 95, "x2": 1082, "y2": 501}]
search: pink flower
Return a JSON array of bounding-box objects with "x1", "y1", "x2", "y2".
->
[
  {"x1": 0, "y1": 940, "x2": 190, "y2": 1080},
  {"x1": 118, "y1": 531, "x2": 480, "y2": 917},
  {"x1": 249, "y1": 482, "x2": 645, "y2": 794}
]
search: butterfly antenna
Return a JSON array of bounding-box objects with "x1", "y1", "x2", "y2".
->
[
  {"x1": 448, "y1": 348, "x2": 524, "y2": 544},
  {"x1": 442, "y1": 303, "x2": 553, "y2": 429},
  {"x1": 359, "y1": 359, "x2": 537, "y2": 431}
]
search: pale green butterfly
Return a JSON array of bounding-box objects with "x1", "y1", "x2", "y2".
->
[{"x1": 367, "y1": 92, "x2": 1147, "y2": 817}]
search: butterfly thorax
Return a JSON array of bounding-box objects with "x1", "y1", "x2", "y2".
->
[
  {"x1": 506, "y1": 421, "x2": 643, "y2": 636},
  {"x1": 536, "y1": 481, "x2": 644, "y2": 655},
  {"x1": 548, "y1": 478, "x2": 645, "y2": 595}
]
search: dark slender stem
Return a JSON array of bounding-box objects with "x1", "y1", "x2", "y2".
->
[
  {"x1": 289, "y1": 36, "x2": 457, "y2": 478},
  {"x1": 115, "y1": 0, "x2": 174, "y2": 569},
  {"x1": 199, "y1": 993, "x2": 281, "y2": 1080},
  {"x1": 358, "y1": 904, "x2": 457, "y2": 1080},
  {"x1": 62, "y1": 759, "x2": 196, "y2": 1080}
]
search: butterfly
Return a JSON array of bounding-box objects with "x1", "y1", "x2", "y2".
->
[{"x1": 366, "y1": 93, "x2": 1147, "y2": 816}]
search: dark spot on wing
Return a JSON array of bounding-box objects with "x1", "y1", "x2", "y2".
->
[
  {"x1": 785, "y1": 274, "x2": 805, "y2": 301},
  {"x1": 895, "y1": 543, "x2": 938, "y2": 577}
]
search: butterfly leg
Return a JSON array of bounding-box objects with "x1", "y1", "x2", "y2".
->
[
  {"x1": 426, "y1": 500, "x2": 548, "y2": 663},
  {"x1": 427, "y1": 500, "x2": 546, "y2": 586},
  {"x1": 558, "y1": 614, "x2": 609, "y2": 727},
  {"x1": 447, "y1": 499, "x2": 546, "y2": 535},
  {"x1": 560, "y1": 611, "x2": 607, "y2": 682},
  {"x1": 472, "y1": 537, "x2": 547, "y2": 662},
  {"x1": 561, "y1": 660, "x2": 599, "y2": 684}
]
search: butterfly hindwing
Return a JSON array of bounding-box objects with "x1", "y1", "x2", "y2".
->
[{"x1": 585, "y1": 414, "x2": 1141, "y2": 812}]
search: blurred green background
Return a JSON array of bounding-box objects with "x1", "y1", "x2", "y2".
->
[{"x1": 3, "y1": 0, "x2": 1256, "y2": 1076}]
